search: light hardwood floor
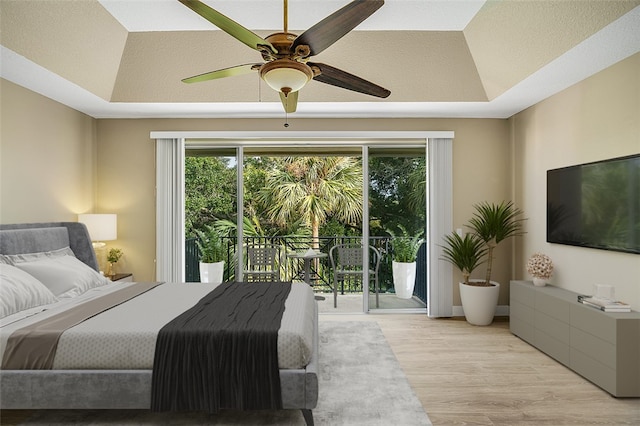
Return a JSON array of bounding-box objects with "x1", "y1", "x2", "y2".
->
[
  {"x1": 374, "y1": 314, "x2": 640, "y2": 426},
  {"x1": 2, "y1": 314, "x2": 639, "y2": 425}
]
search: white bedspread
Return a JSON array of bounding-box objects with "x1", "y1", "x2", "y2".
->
[{"x1": 0, "y1": 282, "x2": 315, "y2": 370}]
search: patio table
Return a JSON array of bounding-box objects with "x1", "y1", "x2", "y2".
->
[{"x1": 287, "y1": 250, "x2": 328, "y2": 285}]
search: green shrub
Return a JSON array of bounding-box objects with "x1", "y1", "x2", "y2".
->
[
  {"x1": 195, "y1": 225, "x2": 225, "y2": 263},
  {"x1": 389, "y1": 225, "x2": 424, "y2": 263}
]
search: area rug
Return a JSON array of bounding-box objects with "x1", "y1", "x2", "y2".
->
[{"x1": 20, "y1": 321, "x2": 431, "y2": 426}]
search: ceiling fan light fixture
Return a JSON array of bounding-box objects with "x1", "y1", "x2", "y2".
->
[{"x1": 260, "y1": 60, "x2": 313, "y2": 95}]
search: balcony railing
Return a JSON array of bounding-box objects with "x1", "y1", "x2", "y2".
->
[{"x1": 185, "y1": 235, "x2": 427, "y2": 303}]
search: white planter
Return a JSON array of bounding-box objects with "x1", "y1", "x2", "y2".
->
[
  {"x1": 199, "y1": 261, "x2": 224, "y2": 286},
  {"x1": 459, "y1": 279, "x2": 500, "y2": 326},
  {"x1": 393, "y1": 261, "x2": 417, "y2": 299},
  {"x1": 532, "y1": 277, "x2": 547, "y2": 287}
]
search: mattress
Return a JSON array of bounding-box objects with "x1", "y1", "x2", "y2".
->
[{"x1": 0, "y1": 281, "x2": 316, "y2": 370}]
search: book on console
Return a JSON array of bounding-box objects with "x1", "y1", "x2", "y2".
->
[
  {"x1": 581, "y1": 300, "x2": 631, "y2": 312},
  {"x1": 578, "y1": 295, "x2": 631, "y2": 312}
]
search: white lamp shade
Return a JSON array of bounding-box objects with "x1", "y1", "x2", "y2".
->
[{"x1": 78, "y1": 214, "x2": 117, "y2": 242}]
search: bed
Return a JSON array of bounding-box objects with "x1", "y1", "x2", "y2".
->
[{"x1": 0, "y1": 222, "x2": 319, "y2": 425}]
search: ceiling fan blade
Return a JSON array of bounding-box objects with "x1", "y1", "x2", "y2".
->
[
  {"x1": 182, "y1": 63, "x2": 261, "y2": 84},
  {"x1": 309, "y1": 62, "x2": 390, "y2": 98},
  {"x1": 279, "y1": 91, "x2": 299, "y2": 113},
  {"x1": 179, "y1": 0, "x2": 276, "y2": 54},
  {"x1": 292, "y1": 0, "x2": 384, "y2": 56}
]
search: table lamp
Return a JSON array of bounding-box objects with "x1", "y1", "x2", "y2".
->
[
  {"x1": 78, "y1": 214, "x2": 117, "y2": 248},
  {"x1": 78, "y1": 214, "x2": 117, "y2": 274}
]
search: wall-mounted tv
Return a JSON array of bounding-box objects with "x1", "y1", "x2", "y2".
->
[{"x1": 547, "y1": 154, "x2": 640, "y2": 254}]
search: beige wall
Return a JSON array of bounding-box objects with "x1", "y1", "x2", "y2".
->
[
  {"x1": 0, "y1": 79, "x2": 97, "y2": 223},
  {"x1": 512, "y1": 52, "x2": 640, "y2": 309},
  {"x1": 3, "y1": 53, "x2": 638, "y2": 309},
  {"x1": 96, "y1": 118, "x2": 511, "y2": 301}
]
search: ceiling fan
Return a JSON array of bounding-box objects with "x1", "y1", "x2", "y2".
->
[{"x1": 179, "y1": 0, "x2": 391, "y2": 113}]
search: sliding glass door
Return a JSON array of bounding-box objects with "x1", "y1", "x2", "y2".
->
[
  {"x1": 184, "y1": 146, "x2": 237, "y2": 283},
  {"x1": 240, "y1": 147, "x2": 365, "y2": 313},
  {"x1": 182, "y1": 141, "x2": 427, "y2": 313},
  {"x1": 368, "y1": 147, "x2": 427, "y2": 312}
]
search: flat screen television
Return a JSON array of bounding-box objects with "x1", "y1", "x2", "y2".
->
[{"x1": 547, "y1": 154, "x2": 640, "y2": 254}]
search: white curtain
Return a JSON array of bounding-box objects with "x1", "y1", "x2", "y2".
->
[
  {"x1": 155, "y1": 138, "x2": 185, "y2": 282},
  {"x1": 427, "y1": 138, "x2": 453, "y2": 317}
]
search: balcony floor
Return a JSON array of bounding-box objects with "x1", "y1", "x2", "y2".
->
[{"x1": 314, "y1": 292, "x2": 426, "y2": 314}]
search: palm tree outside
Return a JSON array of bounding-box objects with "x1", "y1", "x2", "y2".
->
[{"x1": 256, "y1": 157, "x2": 363, "y2": 250}]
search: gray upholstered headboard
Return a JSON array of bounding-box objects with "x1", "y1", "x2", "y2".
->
[{"x1": 0, "y1": 222, "x2": 99, "y2": 271}]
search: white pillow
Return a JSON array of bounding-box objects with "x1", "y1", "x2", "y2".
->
[
  {"x1": 4, "y1": 246, "x2": 75, "y2": 264},
  {"x1": 14, "y1": 255, "x2": 111, "y2": 298},
  {"x1": 0, "y1": 264, "x2": 58, "y2": 318}
]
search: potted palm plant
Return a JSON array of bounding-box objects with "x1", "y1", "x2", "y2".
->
[
  {"x1": 468, "y1": 200, "x2": 526, "y2": 287},
  {"x1": 195, "y1": 225, "x2": 225, "y2": 286},
  {"x1": 440, "y1": 232, "x2": 486, "y2": 284},
  {"x1": 441, "y1": 200, "x2": 526, "y2": 325},
  {"x1": 389, "y1": 226, "x2": 424, "y2": 299}
]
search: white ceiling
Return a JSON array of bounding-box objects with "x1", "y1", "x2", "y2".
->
[
  {"x1": 1, "y1": 1, "x2": 639, "y2": 119},
  {"x1": 99, "y1": 0, "x2": 485, "y2": 32}
]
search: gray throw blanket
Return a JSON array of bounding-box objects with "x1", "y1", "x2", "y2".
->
[{"x1": 151, "y1": 281, "x2": 292, "y2": 413}]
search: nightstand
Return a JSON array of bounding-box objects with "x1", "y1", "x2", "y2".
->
[{"x1": 110, "y1": 273, "x2": 133, "y2": 282}]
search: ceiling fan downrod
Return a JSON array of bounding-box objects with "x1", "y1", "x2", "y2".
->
[{"x1": 284, "y1": 0, "x2": 288, "y2": 34}]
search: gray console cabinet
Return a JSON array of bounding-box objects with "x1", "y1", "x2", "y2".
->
[{"x1": 510, "y1": 280, "x2": 640, "y2": 397}]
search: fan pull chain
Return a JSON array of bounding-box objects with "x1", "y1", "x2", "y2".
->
[{"x1": 284, "y1": 95, "x2": 290, "y2": 128}]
